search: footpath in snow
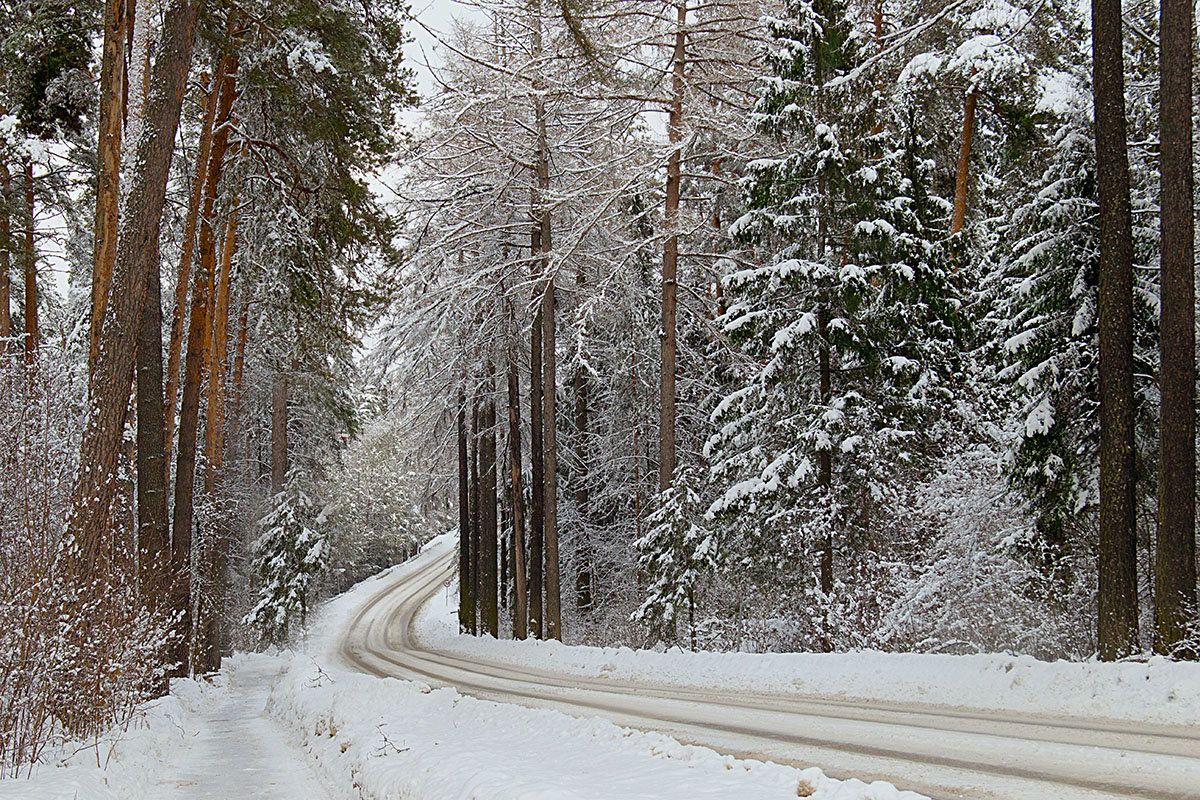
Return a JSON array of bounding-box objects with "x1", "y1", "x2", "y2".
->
[{"x1": 0, "y1": 655, "x2": 330, "y2": 800}]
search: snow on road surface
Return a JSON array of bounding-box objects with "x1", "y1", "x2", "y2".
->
[
  {"x1": 342, "y1": 536, "x2": 1200, "y2": 800},
  {"x1": 6, "y1": 534, "x2": 1197, "y2": 800},
  {"x1": 411, "y1": 546, "x2": 1200, "y2": 727},
  {"x1": 0, "y1": 535, "x2": 928, "y2": 800}
]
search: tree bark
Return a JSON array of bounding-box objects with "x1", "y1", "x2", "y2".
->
[
  {"x1": 469, "y1": 400, "x2": 481, "y2": 635},
  {"x1": 90, "y1": 0, "x2": 128, "y2": 374},
  {"x1": 204, "y1": 199, "x2": 238, "y2": 495},
  {"x1": 458, "y1": 392, "x2": 471, "y2": 632},
  {"x1": 481, "y1": 376, "x2": 499, "y2": 637},
  {"x1": 574, "y1": 349, "x2": 592, "y2": 610},
  {"x1": 1155, "y1": 0, "x2": 1197, "y2": 657},
  {"x1": 136, "y1": 239, "x2": 169, "y2": 614},
  {"x1": 659, "y1": 0, "x2": 685, "y2": 493},
  {"x1": 21, "y1": 156, "x2": 36, "y2": 365},
  {"x1": 69, "y1": 0, "x2": 201, "y2": 577},
  {"x1": 0, "y1": 160, "x2": 11, "y2": 347},
  {"x1": 229, "y1": 293, "x2": 250, "y2": 420},
  {"x1": 950, "y1": 85, "x2": 977, "y2": 236},
  {"x1": 170, "y1": 49, "x2": 238, "y2": 619},
  {"x1": 542, "y1": 276, "x2": 561, "y2": 640},
  {"x1": 818, "y1": 305, "x2": 833, "y2": 597},
  {"x1": 1092, "y1": 0, "x2": 1140, "y2": 660},
  {"x1": 529, "y1": 260, "x2": 545, "y2": 639},
  {"x1": 65, "y1": 0, "x2": 202, "y2": 678},
  {"x1": 164, "y1": 59, "x2": 226, "y2": 468},
  {"x1": 270, "y1": 374, "x2": 288, "y2": 494}
]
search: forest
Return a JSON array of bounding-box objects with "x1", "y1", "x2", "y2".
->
[{"x1": 0, "y1": 0, "x2": 1196, "y2": 777}]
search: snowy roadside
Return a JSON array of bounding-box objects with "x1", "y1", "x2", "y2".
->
[
  {"x1": 275, "y1": 532, "x2": 929, "y2": 799},
  {"x1": 412, "y1": 540, "x2": 1200, "y2": 727},
  {"x1": 0, "y1": 664, "x2": 241, "y2": 800},
  {"x1": 0, "y1": 536, "x2": 927, "y2": 800}
]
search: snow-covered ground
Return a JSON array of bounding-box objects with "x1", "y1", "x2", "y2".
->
[
  {"x1": 0, "y1": 655, "x2": 331, "y2": 800},
  {"x1": 7, "y1": 534, "x2": 1197, "y2": 799},
  {"x1": 0, "y1": 537, "x2": 926, "y2": 799},
  {"x1": 413, "y1": 544, "x2": 1200, "y2": 727}
]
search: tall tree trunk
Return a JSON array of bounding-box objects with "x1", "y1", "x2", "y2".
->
[
  {"x1": 542, "y1": 276, "x2": 561, "y2": 640},
  {"x1": 481, "y1": 377, "x2": 499, "y2": 637},
  {"x1": 228, "y1": 293, "x2": 250, "y2": 422},
  {"x1": 164, "y1": 58, "x2": 227, "y2": 468},
  {"x1": 574, "y1": 353, "x2": 591, "y2": 610},
  {"x1": 197, "y1": 200, "x2": 239, "y2": 671},
  {"x1": 136, "y1": 241, "x2": 169, "y2": 614},
  {"x1": 1092, "y1": 0, "x2": 1140, "y2": 660},
  {"x1": 950, "y1": 84, "x2": 977, "y2": 235},
  {"x1": 631, "y1": 345, "x2": 642, "y2": 546},
  {"x1": 818, "y1": 305, "x2": 833, "y2": 597},
  {"x1": 21, "y1": 156, "x2": 36, "y2": 365},
  {"x1": 469, "y1": 400, "x2": 481, "y2": 635},
  {"x1": 458, "y1": 392, "x2": 471, "y2": 632},
  {"x1": 67, "y1": 0, "x2": 202, "y2": 669},
  {"x1": 169, "y1": 48, "x2": 238, "y2": 646},
  {"x1": 660, "y1": 0, "x2": 685, "y2": 493},
  {"x1": 1155, "y1": 0, "x2": 1196, "y2": 657},
  {"x1": 90, "y1": 0, "x2": 128, "y2": 374},
  {"x1": 270, "y1": 374, "x2": 288, "y2": 494},
  {"x1": 500, "y1": 480, "x2": 509, "y2": 610},
  {"x1": 817, "y1": 165, "x2": 834, "y2": 651},
  {"x1": 529, "y1": 257, "x2": 545, "y2": 639},
  {"x1": 508, "y1": 340, "x2": 528, "y2": 638},
  {"x1": 204, "y1": 199, "x2": 238, "y2": 495},
  {"x1": 0, "y1": 160, "x2": 11, "y2": 347}
]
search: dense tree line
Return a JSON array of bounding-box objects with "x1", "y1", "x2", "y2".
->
[
  {"x1": 384, "y1": 0, "x2": 1197, "y2": 659},
  {"x1": 0, "y1": 0, "x2": 1196, "y2": 775},
  {"x1": 0, "y1": 0, "x2": 421, "y2": 771}
]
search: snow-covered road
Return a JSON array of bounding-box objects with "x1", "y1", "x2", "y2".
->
[{"x1": 339, "y1": 541, "x2": 1200, "y2": 800}]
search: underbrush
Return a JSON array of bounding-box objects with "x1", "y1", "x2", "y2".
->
[{"x1": 0, "y1": 353, "x2": 172, "y2": 776}]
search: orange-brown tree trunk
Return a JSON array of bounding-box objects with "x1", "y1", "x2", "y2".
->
[
  {"x1": 164, "y1": 57, "x2": 229, "y2": 469},
  {"x1": 660, "y1": 0, "x2": 685, "y2": 493},
  {"x1": 169, "y1": 41, "x2": 239, "y2": 676},
  {"x1": 68, "y1": 0, "x2": 203, "y2": 606},
  {"x1": 951, "y1": 86, "x2": 977, "y2": 235},
  {"x1": 204, "y1": 197, "x2": 238, "y2": 495},
  {"x1": 90, "y1": 0, "x2": 128, "y2": 375}
]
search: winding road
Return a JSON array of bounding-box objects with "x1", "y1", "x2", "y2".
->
[{"x1": 340, "y1": 544, "x2": 1200, "y2": 800}]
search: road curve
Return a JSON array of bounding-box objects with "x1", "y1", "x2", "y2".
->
[{"x1": 340, "y1": 544, "x2": 1200, "y2": 800}]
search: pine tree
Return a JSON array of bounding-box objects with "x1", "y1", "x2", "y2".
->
[
  {"x1": 245, "y1": 467, "x2": 326, "y2": 644},
  {"x1": 706, "y1": 0, "x2": 961, "y2": 650},
  {"x1": 633, "y1": 467, "x2": 718, "y2": 648}
]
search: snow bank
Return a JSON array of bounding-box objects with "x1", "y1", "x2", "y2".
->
[
  {"x1": 0, "y1": 673, "x2": 220, "y2": 800},
  {"x1": 268, "y1": 533, "x2": 927, "y2": 799},
  {"x1": 413, "y1": 565, "x2": 1200, "y2": 727},
  {"x1": 267, "y1": 656, "x2": 925, "y2": 800}
]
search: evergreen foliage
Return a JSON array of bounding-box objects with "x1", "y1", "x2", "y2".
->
[{"x1": 245, "y1": 468, "x2": 327, "y2": 644}]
